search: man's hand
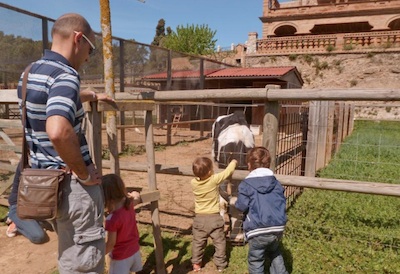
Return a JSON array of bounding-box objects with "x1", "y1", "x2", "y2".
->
[
  {"x1": 80, "y1": 88, "x2": 115, "y2": 104},
  {"x1": 74, "y1": 163, "x2": 101, "y2": 186},
  {"x1": 95, "y1": 93, "x2": 115, "y2": 104},
  {"x1": 87, "y1": 163, "x2": 101, "y2": 185}
]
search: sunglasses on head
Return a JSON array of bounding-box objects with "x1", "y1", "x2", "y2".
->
[{"x1": 74, "y1": 31, "x2": 96, "y2": 56}]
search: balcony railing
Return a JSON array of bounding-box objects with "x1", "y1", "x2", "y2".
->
[{"x1": 256, "y1": 30, "x2": 400, "y2": 55}]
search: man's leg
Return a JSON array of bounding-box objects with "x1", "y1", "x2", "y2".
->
[{"x1": 57, "y1": 176, "x2": 105, "y2": 274}]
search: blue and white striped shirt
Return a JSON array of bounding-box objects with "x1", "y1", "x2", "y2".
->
[{"x1": 17, "y1": 50, "x2": 92, "y2": 169}]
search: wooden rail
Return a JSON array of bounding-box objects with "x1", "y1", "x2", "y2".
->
[
  {"x1": 1, "y1": 87, "x2": 400, "y2": 274},
  {"x1": 3, "y1": 88, "x2": 400, "y2": 103},
  {"x1": 109, "y1": 88, "x2": 400, "y2": 102},
  {"x1": 103, "y1": 161, "x2": 400, "y2": 198}
]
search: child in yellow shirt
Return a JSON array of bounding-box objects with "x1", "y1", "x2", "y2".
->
[{"x1": 190, "y1": 157, "x2": 237, "y2": 272}]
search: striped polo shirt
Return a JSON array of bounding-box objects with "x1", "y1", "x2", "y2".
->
[{"x1": 17, "y1": 49, "x2": 92, "y2": 169}]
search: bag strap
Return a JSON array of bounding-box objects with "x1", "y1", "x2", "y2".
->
[{"x1": 21, "y1": 64, "x2": 33, "y2": 169}]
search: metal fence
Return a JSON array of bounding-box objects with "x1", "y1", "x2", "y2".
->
[{"x1": 0, "y1": 3, "x2": 234, "y2": 91}]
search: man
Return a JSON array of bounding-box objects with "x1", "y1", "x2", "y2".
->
[{"x1": 13, "y1": 13, "x2": 105, "y2": 273}]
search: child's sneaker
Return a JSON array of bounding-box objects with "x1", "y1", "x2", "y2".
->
[
  {"x1": 217, "y1": 268, "x2": 225, "y2": 272},
  {"x1": 193, "y1": 263, "x2": 201, "y2": 272}
]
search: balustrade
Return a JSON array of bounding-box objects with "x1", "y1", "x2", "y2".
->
[{"x1": 256, "y1": 31, "x2": 400, "y2": 55}]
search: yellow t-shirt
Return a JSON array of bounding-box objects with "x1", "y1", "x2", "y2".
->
[{"x1": 191, "y1": 161, "x2": 237, "y2": 214}]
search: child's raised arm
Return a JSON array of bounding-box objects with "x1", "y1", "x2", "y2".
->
[{"x1": 213, "y1": 159, "x2": 238, "y2": 184}]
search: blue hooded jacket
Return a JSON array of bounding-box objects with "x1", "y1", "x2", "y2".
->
[{"x1": 235, "y1": 168, "x2": 287, "y2": 240}]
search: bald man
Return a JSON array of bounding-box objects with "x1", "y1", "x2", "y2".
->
[{"x1": 13, "y1": 13, "x2": 105, "y2": 273}]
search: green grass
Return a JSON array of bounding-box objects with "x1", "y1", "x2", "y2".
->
[
  {"x1": 284, "y1": 120, "x2": 400, "y2": 273},
  {"x1": 138, "y1": 224, "x2": 249, "y2": 273},
  {"x1": 139, "y1": 120, "x2": 400, "y2": 273},
  {"x1": 3, "y1": 120, "x2": 400, "y2": 273}
]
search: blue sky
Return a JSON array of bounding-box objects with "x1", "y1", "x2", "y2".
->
[{"x1": 1, "y1": 0, "x2": 263, "y2": 48}]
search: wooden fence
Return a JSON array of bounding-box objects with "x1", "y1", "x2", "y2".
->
[{"x1": 1, "y1": 87, "x2": 400, "y2": 273}]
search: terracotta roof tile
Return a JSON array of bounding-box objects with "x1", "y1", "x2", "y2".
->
[
  {"x1": 143, "y1": 66, "x2": 296, "y2": 79},
  {"x1": 207, "y1": 66, "x2": 296, "y2": 78},
  {"x1": 144, "y1": 69, "x2": 221, "y2": 79}
]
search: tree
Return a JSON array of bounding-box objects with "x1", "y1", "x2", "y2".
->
[
  {"x1": 160, "y1": 24, "x2": 217, "y2": 55},
  {"x1": 151, "y1": 19, "x2": 166, "y2": 47}
]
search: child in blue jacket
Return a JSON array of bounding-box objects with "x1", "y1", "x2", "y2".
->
[{"x1": 233, "y1": 147, "x2": 288, "y2": 274}]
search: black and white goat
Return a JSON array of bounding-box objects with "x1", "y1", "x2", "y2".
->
[
  {"x1": 212, "y1": 111, "x2": 255, "y2": 170},
  {"x1": 211, "y1": 111, "x2": 255, "y2": 242}
]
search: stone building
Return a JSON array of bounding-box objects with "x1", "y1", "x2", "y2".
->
[{"x1": 243, "y1": 0, "x2": 400, "y2": 56}]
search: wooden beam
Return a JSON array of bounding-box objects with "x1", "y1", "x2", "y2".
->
[
  {"x1": 305, "y1": 101, "x2": 318, "y2": 177},
  {"x1": 4, "y1": 88, "x2": 400, "y2": 102},
  {"x1": 98, "y1": 100, "x2": 154, "y2": 112},
  {"x1": 131, "y1": 88, "x2": 400, "y2": 102},
  {"x1": 0, "y1": 144, "x2": 21, "y2": 153},
  {"x1": 139, "y1": 190, "x2": 160, "y2": 204},
  {"x1": 0, "y1": 119, "x2": 22, "y2": 129},
  {"x1": 0, "y1": 175, "x2": 14, "y2": 196},
  {"x1": 278, "y1": 175, "x2": 400, "y2": 198},
  {"x1": 263, "y1": 101, "x2": 279, "y2": 171},
  {"x1": 104, "y1": 161, "x2": 400, "y2": 197},
  {"x1": 0, "y1": 163, "x2": 18, "y2": 172}
]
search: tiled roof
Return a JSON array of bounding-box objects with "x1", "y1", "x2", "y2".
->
[
  {"x1": 143, "y1": 66, "x2": 296, "y2": 79},
  {"x1": 207, "y1": 66, "x2": 296, "y2": 78},
  {"x1": 143, "y1": 69, "x2": 221, "y2": 79}
]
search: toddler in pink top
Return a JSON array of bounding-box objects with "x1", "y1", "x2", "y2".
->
[{"x1": 102, "y1": 174, "x2": 143, "y2": 274}]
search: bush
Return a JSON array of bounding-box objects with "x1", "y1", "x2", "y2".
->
[
  {"x1": 288, "y1": 54, "x2": 298, "y2": 61},
  {"x1": 326, "y1": 44, "x2": 335, "y2": 52}
]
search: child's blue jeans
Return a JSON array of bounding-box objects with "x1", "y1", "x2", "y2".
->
[
  {"x1": 247, "y1": 233, "x2": 288, "y2": 274},
  {"x1": 8, "y1": 204, "x2": 49, "y2": 244}
]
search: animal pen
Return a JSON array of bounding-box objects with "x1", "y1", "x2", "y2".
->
[{"x1": 2, "y1": 87, "x2": 400, "y2": 273}]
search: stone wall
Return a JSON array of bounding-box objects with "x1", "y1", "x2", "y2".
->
[{"x1": 245, "y1": 52, "x2": 400, "y2": 89}]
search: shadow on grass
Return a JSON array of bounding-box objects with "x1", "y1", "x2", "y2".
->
[
  {"x1": 138, "y1": 232, "x2": 193, "y2": 274},
  {"x1": 138, "y1": 232, "x2": 244, "y2": 273}
]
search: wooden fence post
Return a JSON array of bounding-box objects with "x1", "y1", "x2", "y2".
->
[
  {"x1": 335, "y1": 102, "x2": 345, "y2": 153},
  {"x1": 342, "y1": 103, "x2": 350, "y2": 141},
  {"x1": 86, "y1": 102, "x2": 103, "y2": 174},
  {"x1": 144, "y1": 109, "x2": 166, "y2": 274},
  {"x1": 166, "y1": 105, "x2": 172, "y2": 145},
  {"x1": 325, "y1": 101, "x2": 335, "y2": 165},
  {"x1": 263, "y1": 100, "x2": 279, "y2": 172},
  {"x1": 305, "y1": 101, "x2": 319, "y2": 176},
  {"x1": 316, "y1": 101, "x2": 328, "y2": 170},
  {"x1": 348, "y1": 104, "x2": 355, "y2": 135}
]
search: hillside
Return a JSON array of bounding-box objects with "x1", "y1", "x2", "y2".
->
[
  {"x1": 247, "y1": 52, "x2": 400, "y2": 89},
  {"x1": 246, "y1": 52, "x2": 400, "y2": 120}
]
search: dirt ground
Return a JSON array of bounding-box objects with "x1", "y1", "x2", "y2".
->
[{"x1": 0, "y1": 128, "x2": 262, "y2": 274}]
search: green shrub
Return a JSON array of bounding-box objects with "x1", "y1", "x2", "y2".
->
[
  {"x1": 288, "y1": 54, "x2": 298, "y2": 61},
  {"x1": 302, "y1": 54, "x2": 313, "y2": 64},
  {"x1": 350, "y1": 79, "x2": 358, "y2": 87},
  {"x1": 326, "y1": 44, "x2": 335, "y2": 52},
  {"x1": 343, "y1": 44, "x2": 353, "y2": 51},
  {"x1": 366, "y1": 52, "x2": 375, "y2": 58}
]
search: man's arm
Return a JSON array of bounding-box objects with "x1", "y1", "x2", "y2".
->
[{"x1": 46, "y1": 115, "x2": 99, "y2": 185}]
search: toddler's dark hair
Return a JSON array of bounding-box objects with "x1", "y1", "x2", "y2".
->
[
  {"x1": 101, "y1": 173, "x2": 132, "y2": 210},
  {"x1": 246, "y1": 147, "x2": 271, "y2": 171},
  {"x1": 192, "y1": 157, "x2": 213, "y2": 179}
]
